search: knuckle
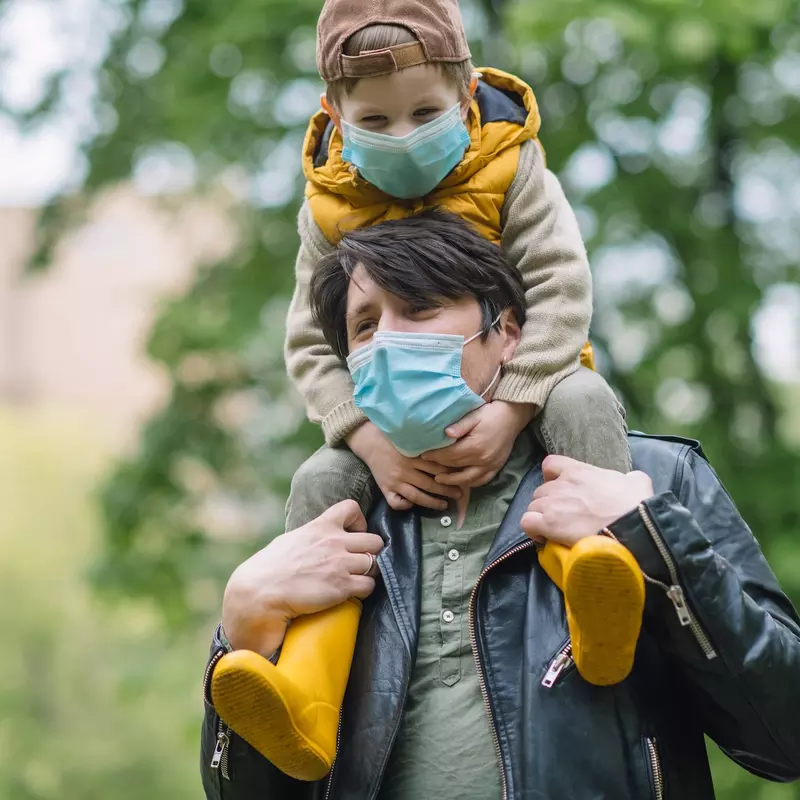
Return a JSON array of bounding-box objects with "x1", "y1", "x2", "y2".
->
[
  {"x1": 339, "y1": 498, "x2": 360, "y2": 515},
  {"x1": 353, "y1": 577, "x2": 375, "y2": 597},
  {"x1": 334, "y1": 571, "x2": 350, "y2": 590}
]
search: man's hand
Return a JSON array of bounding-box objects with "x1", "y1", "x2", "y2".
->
[
  {"x1": 423, "y1": 401, "x2": 535, "y2": 488},
  {"x1": 222, "y1": 500, "x2": 384, "y2": 657},
  {"x1": 521, "y1": 455, "x2": 654, "y2": 546},
  {"x1": 347, "y1": 421, "x2": 462, "y2": 511}
]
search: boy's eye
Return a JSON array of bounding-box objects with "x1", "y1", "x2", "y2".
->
[
  {"x1": 414, "y1": 107, "x2": 439, "y2": 117},
  {"x1": 360, "y1": 115, "x2": 387, "y2": 124}
]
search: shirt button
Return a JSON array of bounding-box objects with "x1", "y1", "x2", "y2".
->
[
  {"x1": 440, "y1": 515, "x2": 452, "y2": 527},
  {"x1": 442, "y1": 609, "x2": 455, "y2": 623},
  {"x1": 447, "y1": 549, "x2": 460, "y2": 561}
]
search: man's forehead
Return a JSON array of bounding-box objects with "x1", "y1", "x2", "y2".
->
[
  {"x1": 344, "y1": 267, "x2": 421, "y2": 320},
  {"x1": 345, "y1": 263, "x2": 369, "y2": 292},
  {"x1": 345, "y1": 266, "x2": 379, "y2": 316}
]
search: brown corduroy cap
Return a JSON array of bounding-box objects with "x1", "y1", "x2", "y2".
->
[{"x1": 316, "y1": 0, "x2": 472, "y2": 82}]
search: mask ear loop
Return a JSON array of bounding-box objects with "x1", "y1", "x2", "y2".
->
[
  {"x1": 464, "y1": 310, "x2": 505, "y2": 397},
  {"x1": 464, "y1": 310, "x2": 504, "y2": 347},
  {"x1": 479, "y1": 363, "x2": 502, "y2": 398}
]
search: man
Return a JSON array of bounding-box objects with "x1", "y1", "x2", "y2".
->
[{"x1": 201, "y1": 212, "x2": 800, "y2": 799}]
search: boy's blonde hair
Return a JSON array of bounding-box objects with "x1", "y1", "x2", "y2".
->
[{"x1": 325, "y1": 24, "x2": 474, "y2": 108}]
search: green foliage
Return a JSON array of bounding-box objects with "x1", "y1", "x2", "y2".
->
[
  {"x1": 0, "y1": 411, "x2": 204, "y2": 800},
  {"x1": 16, "y1": 0, "x2": 800, "y2": 796}
]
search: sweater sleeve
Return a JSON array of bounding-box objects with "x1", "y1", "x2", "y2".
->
[
  {"x1": 284, "y1": 202, "x2": 367, "y2": 446},
  {"x1": 496, "y1": 139, "x2": 593, "y2": 411}
]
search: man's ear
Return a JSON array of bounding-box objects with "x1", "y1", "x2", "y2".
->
[
  {"x1": 498, "y1": 308, "x2": 521, "y2": 363},
  {"x1": 320, "y1": 93, "x2": 342, "y2": 132},
  {"x1": 461, "y1": 73, "x2": 479, "y2": 119}
]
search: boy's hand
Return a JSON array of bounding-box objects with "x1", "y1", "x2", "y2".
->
[
  {"x1": 347, "y1": 422, "x2": 462, "y2": 511},
  {"x1": 423, "y1": 401, "x2": 536, "y2": 488}
]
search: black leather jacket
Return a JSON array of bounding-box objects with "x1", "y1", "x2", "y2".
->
[{"x1": 200, "y1": 433, "x2": 800, "y2": 799}]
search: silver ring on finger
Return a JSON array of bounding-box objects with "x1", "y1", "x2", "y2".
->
[{"x1": 360, "y1": 552, "x2": 376, "y2": 576}]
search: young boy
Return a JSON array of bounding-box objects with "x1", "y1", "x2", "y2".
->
[{"x1": 211, "y1": 0, "x2": 645, "y2": 781}]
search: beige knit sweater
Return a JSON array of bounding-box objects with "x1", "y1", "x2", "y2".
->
[{"x1": 284, "y1": 138, "x2": 593, "y2": 447}]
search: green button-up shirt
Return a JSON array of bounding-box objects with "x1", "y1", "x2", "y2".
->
[{"x1": 378, "y1": 433, "x2": 534, "y2": 800}]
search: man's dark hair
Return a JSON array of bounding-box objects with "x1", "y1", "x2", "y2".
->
[{"x1": 310, "y1": 210, "x2": 527, "y2": 359}]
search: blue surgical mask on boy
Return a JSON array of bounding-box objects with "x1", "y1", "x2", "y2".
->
[
  {"x1": 345, "y1": 317, "x2": 502, "y2": 457},
  {"x1": 341, "y1": 102, "x2": 471, "y2": 199}
]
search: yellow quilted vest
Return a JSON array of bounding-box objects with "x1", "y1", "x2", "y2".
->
[{"x1": 301, "y1": 67, "x2": 595, "y2": 371}]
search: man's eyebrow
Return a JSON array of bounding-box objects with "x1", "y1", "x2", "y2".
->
[{"x1": 345, "y1": 300, "x2": 373, "y2": 321}]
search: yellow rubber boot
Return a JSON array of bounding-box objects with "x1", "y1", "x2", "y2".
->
[
  {"x1": 211, "y1": 598, "x2": 361, "y2": 781},
  {"x1": 538, "y1": 536, "x2": 645, "y2": 686}
]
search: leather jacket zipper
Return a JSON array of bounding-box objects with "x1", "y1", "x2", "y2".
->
[
  {"x1": 322, "y1": 706, "x2": 344, "y2": 800},
  {"x1": 204, "y1": 645, "x2": 231, "y2": 780},
  {"x1": 210, "y1": 717, "x2": 231, "y2": 780},
  {"x1": 637, "y1": 505, "x2": 717, "y2": 660},
  {"x1": 645, "y1": 736, "x2": 664, "y2": 800},
  {"x1": 469, "y1": 539, "x2": 535, "y2": 800},
  {"x1": 541, "y1": 641, "x2": 575, "y2": 688},
  {"x1": 328, "y1": 557, "x2": 409, "y2": 800},
  {"x1": 203, "y1": 647, "x2": 226, "y2": 706}
]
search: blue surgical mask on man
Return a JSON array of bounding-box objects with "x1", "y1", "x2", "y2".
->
[
  {"x1": 346, "y1": 317, "x2": 502, "y2": 457},
  {"x1": 341, "y1": 102, "x2": 471, "y2": 199}
]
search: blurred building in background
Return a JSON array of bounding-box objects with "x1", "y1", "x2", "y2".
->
[{"x1": 0, "y1": 188, "x2": 236, "y2": 448}]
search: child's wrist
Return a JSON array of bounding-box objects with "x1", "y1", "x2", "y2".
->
[
  {"x1": 494, "y1": 400, "x2": 536, "y2": 433},
  {"x1": 345, "y1": 420, "x2": 375, "y2": 459}
]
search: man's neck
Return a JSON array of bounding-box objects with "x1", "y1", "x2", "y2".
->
[{"x1": 454, "y1": 430, "x2": 536, "y2": 529}]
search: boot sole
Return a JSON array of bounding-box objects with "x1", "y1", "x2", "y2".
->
[
  {"x1": 212, "y1": 650, "x2": 334, "y2": 782},
  {"x1": 565, "y1": 538, "x2": 645, "y2": 686}
]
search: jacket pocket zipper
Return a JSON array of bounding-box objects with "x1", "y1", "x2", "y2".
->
[
  {"x1": 541, "y1": 641, "x2": 575, "y2": 688},
  {"x1": 210, "y1": 717, "x2": 231, "y2": 780},
  {"x1": 645, "y1": 736, "x2": 664, "y2": 800},
  {"x1": 637, "y1": 504, "x2": 717, "y2": 660}
]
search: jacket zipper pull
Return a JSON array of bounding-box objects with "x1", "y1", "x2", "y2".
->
[
  {"x1": 666, "y1": 585, "x2": 692, "y2": 626},
  {"x1": 542, "y1": 648, "x2": 574, "y2": 688},
  {"x1": 210, "y1": 731, "x2": 229, "y2": 769}
]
